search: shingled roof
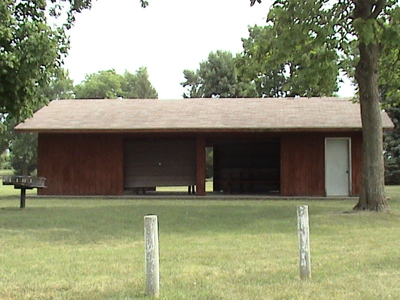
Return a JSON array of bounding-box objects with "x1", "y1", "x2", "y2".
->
[{"x1": 15, "y1": 97, "x2": 394, "y2": 133}]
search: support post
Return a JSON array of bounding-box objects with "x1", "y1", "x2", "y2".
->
[
  {"x1": 144, "y1": 215, "x2": 160, "y2": 298},
  {"x1": 20, "y1": 189, "x2": 26, "y2": 209},
  {"x1": 297, "y1": 205, "x2": 311, "y2": 280},
  {"x1": 196, "y1": 137, "x2": 206, "y2": 196}
]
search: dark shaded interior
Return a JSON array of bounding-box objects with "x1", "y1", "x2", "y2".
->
[{"x1": 213, "y1": 139, "x2": 280, "y2": 194}]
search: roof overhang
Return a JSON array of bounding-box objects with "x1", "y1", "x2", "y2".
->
[{"x1": 15, "y1": 97, "x2": 394, "y2": 133}]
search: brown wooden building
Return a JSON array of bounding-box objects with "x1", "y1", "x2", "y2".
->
[{"x1": 16, "y1": 97, "x2": 393, "y2": 197}]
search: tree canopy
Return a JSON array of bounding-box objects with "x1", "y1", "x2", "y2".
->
[
  {"x1": 0, "y1": 0, "x2": 69, "y2": 120},
  {"x1": 2, "y1": 70, "x2": 76, "y2": 174},
  {"x1": 74, "y1": 68, "x2": 158, "y2": 99},
  {"x1": 237, "y1": 23, "x2": 339, "y2": 97},
  {"x1": 184, "y1": 24, "x2": 341, "y2": 99},
  {"x1": 181, "y1": 50, "x2": 258, "y2": 98},
  {"x1": 121, "y1": 67, "x2": 158, "y2": 99},
  {"x1": 0, "y1": 0, "x2": 152, "y2": 174},
  {"x1": 380, "y1": 6, "x2": 400, "y2": 184},
  {"x1": 0, "y1": 0, "x2": 149, "y2": 121}
]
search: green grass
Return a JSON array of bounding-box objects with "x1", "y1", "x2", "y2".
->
[{"x1": 1, "y1": 181, "x2": 400, "y2": 299}]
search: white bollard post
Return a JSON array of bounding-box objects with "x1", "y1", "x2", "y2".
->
[
  {"x1": 144, "y1": 215, "x2": 160, "y2": 297},
  {"x1": 297, "y1": 205, "x2": 311, "y2": 280}
]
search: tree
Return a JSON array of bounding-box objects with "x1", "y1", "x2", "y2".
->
[
  {"x1": 41, "y1": 69, "x2": 75, "y2": 100},
  {"x1": 2, "y1": 70, "x2": 74, "y2": 175},
  {"x1": 0, "y1": 0, "x2": 69, "y2": 121},
  {"x1": 0, "y1": 0, "x2": 149, "y2": 122},
  {"x1": 181, "y1": 50, "x2": 257, "y2": 98},
  {"x1": 0, "y1": 0, "x2": 149, "y2": 173},
  {"x1": 351, "y1": 1, "x2": 398, "y2": 211},
  {"x1": 251, "y1": 0, "x2": 399, "y2": 211},
  {"x1": 0, "y1": 151, "x2": 11, "y2": 170},
  {"x1": 75, "y1": 69, "x2": 124, "y2": 99},
  {"x1": 237, "y1": 24, "x2": 339, "y2": 97},
  {"x1": 75, "y1": 68, "x2": 158, "y2": 99},
  {"x1": 380, "y1": 6, "x2": 400, "y2": 184},
  {"x1": 384, "y1": 105, "x2": 400, "y2": 184},
  {"x1": 121, "y1": 67, "x2": 158, "y2": 99},
  {"x1": 9, "y1": 132, "x2": 37, "y2": 175},
  {"x1": 0, "y1": 115, "x2": 12, "y2": 156}
]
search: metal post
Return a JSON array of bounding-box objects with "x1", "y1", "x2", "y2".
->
[
  {"x1": 297, "y1": 205, "x2": 311, "y2": 280},
  {"x1": 144, "y1": 215, "x2": 160, "y2": 297}
]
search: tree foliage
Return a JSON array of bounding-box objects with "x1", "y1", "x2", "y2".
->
[
  {"x1": 0, "y1": 0, "x2": 149, "y2": 122},
  {"x1": 75, "y1": 68, "x2": 158, "y2": 99},
  {"x1": 41, "y1": 69, "x2": 75, "y2": 100},
  {"x1": 75, "y1": 70, "x2": 124, "y2": 99},
  {"x1": 380, "y1": 5, "x2": 400, "y2": 184},
  {"x1": 181, "y1": 50, "x2": 257, "y2": 98},
  {"x1": 236, "y1": 26, "x2": 287, "y2": 98},
  {"x1": 9, "y1": 131, "x2": 37, "y2": 175},
  {"x1": 0, "y1": 0, "x2": 150, "y2": 173},
  {"x1": 237, "y1": 22, "x2": 339, "y2": 97},
  {"x1": 2, "y1": 70, "x2": 74, "y2": 174},
  {"x1": 0, "y1": 0, "x2": 69, "y2": 121},
  {"x1": 121, "y1": 67, "x2": 158, "y2": 99}
]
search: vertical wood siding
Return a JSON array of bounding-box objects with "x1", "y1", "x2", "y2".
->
[
  {"x1": 281, "y1": 134, "x2": 325, "y2": 196},
  {"x1": 38, "y1": 133, "x2": 124, "y2": 195}
]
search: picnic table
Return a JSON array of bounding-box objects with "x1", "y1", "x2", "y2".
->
[{"x1": 2, "y1": 176, "x2": 46, "y2": 208}]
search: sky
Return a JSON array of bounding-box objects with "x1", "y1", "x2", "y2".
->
[{"x1": 63, "y1": 0, "x2": 355, "y2": 99}]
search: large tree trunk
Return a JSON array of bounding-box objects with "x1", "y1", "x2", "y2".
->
[{"x1": 353, "y1": 38, "x2": 389, "y2": 211}]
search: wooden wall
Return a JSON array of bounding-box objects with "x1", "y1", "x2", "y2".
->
[
  {"x1": 281, "y1": 134, "x2": 325, "y2": 196},
  {"x1": 38, "y1": 133, "x2": 124, "y2": 195},
  {"x1": 36, "y1": 131, "x2": 362, "y2": 197},
  {"x1": 280, "y1": 132, "x2": 362, "y2": 197}
]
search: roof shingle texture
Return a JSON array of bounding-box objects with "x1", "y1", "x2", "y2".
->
[{"x1": 15, "y1": 97, "x2": 394, "y2": 132}]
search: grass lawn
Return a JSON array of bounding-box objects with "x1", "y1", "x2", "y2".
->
[{"x1": 1, "y1": 181, "x2": 400, "y2": 299}]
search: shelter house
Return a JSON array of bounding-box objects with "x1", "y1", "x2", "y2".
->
[{"x1": 15, "y1": 97, "x2": 393, "y2": 197}]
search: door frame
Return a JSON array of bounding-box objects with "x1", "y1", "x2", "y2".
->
[{"x1": 324, "y1": 137, "x2": 352, "y2": 196}]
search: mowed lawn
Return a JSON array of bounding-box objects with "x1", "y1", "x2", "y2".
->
[{"x1": 0, "y1": 183, "x2": 400, "y2": 299}]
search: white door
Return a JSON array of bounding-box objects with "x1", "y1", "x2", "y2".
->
[{"x1": 325, "y1": 138, "x2": 351, "y2": 196}]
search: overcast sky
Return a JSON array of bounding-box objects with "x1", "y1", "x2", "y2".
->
[{"x1": 64, "y1": 0, "x2": 355, "y2": 99}]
